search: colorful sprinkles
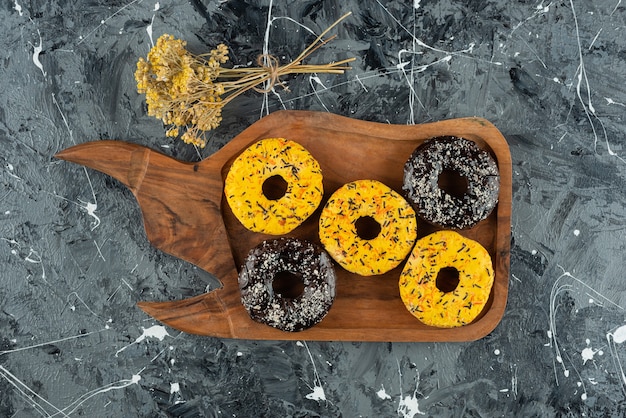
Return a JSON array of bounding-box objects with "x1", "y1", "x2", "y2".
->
[
  {"x1": 224, "y1": 138, "x2": 323, "y2": 235},
  {"x1": 399, "y1": 230, "x2": 494, "y2": 328},
  {"x1": 318, "y1": 179, "x2": 417, "y2": 276}
]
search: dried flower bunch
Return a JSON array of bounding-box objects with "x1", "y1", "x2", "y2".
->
[{"x1": 135, "y1": 13, "x2": 355, "y2": 148}]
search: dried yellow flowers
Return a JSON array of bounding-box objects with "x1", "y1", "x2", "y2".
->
[{"x1": 135, "y1": 13, "x2": 355, "y2": 147}]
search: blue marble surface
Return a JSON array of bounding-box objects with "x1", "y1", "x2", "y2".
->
[{"x1": 1, "y1": 0, "x2": 625, "y2": 416}]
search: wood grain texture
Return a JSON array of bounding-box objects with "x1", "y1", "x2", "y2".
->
[{"x1": 55, "y1": 110, "x2": 511, "y2": 341}]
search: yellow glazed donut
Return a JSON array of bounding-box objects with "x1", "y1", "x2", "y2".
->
[
  {"x1": 319, "y1": 179, "x2": 417, "y2": 276},
  {"x1": 224, "y1": 138, "x2": 323, "y2": 235},
  {"x1": 399, "y1": 230, "x2": 494, "y2": 328}
]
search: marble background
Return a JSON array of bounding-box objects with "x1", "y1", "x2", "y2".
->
[{"x1": 1, "y1": 0, "x2": 625, "y2": 416}]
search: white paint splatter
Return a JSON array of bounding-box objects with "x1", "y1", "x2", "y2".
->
[
  {"x1": 354, "y1": 75, "x2": 368, "y2": 92},
  {"x1": 0, "y1": 328, "x2": 109, "y2": 356},
  {"x1": 115, "y1": 325, "x2": 170, "y2": 356},
  {"x1": 396, "y1": 60, "x2": 411, "y2": 71},
  {"x1": 259, "y1": 0, "x2": 276, "y2": 116},
  {"x1": 146, "y1": 19, "x2": 155, "y2": 46},
  {"x1": 78, "y1": 199, "x2": 100, "y2": 230},
  {"x1": 588, "y1": 28, "x2": 602, "y2": 50},
  {"x1": 78, "y1": 0, "x2": 143, "y2": 45},
  {"x1": 509, "y1": 1, "x2": 552, "y2": 35},
  {"x1": 398, "y1": 394, "x2": 424, "y2": 417},
  {"x1": 170, "y1": 382, "x2": 180, "y2": 394},
  {"x1": 300, "y1": 341, "x2": 327, "y2": 402},
  {"x1": 536, "y1": 2, "x2": 551, "y2": 13},
  {"x1": 139, "y1": 325, "x2": 169, "y2": 341},
  {"x1": 567, "y1": 0, "x2": 624, "y2": 162},
  {"x1": 67, "y1": 291, "x2": 100, "y2": 318},
  {"x1": 13, "y1": 0, "x2": 22, "y2": 16},
  {"x1": 0, "y1": 331, "x2": 142, "y2": 416},
  {"x1": 309, "y1": 76, "x2": 330, "y2": 112},
  {"x1": 394, "y1": 49, "x2": 452, "y2": 124},
  {"x1": 0, "y1": 365, "x2": 68, "y2": 416},
  {"x1": 305, "y1": 385, "x2": 326, "y2": 401},
  {"x1": 511, "y1": 364, "x2": 519, "y2": 399},
  {"x1": 59, "y1": 373, "x2": 143, "y2": 416},
  {"x1": 548, "y1": 267, "x2": 626, "y2": 402},
  {"x1": 581, "y1": 347, "x2": 595, "y2": 365},
  {"x1": 377, "y1": 385, "x2": 391, "y2": 400},
  {"x1": 258, "y1": 3, "x2": 319, "y2": 116},
  {"x1": 606, "y1": 325, "x2": 626, "y2": 395},
  {"x1": 494, "y1": 349, "x2": 501, "y2": 355},
  {"x1": 573, "y1": 229, "x2": 580, "y2": 236},
  {"x1": 606, "y1": 97, "x2": 626, "y2": 107},
  {"x1": 375, "y1": 0, "x2": 489, "y2": 124},
  {"x1": 52, "y1": 93, "x2": 102, "y2": 230},
  {"x1": 611, "y1": 325, "x2": 626, "y2": 344},
  {"x1": 309, "y1": 76, "x2": 326, "y2": 89},
  {"x1": 146, "y1": 2, "x2": 160, "y2": 47},
  {"x1": 396, "y1": 359, "x2": 425, "y2": 417},
  {"x1": 32, "y1": 31, "x2": 46, "y2": 77},
  {"x1": 4, "y1": 239, "x2": 47, "y2": 282}
]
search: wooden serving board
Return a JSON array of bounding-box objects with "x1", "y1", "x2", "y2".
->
[{"x1": 56, "y1": 110, "x2": 511, "y2": 342}]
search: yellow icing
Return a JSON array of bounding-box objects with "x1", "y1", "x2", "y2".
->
[
  {"x1": 319, "y1": 180, "x2": 417, "y2": 276},
  {"x1": 224, "y1": 138, "x2": 323, "y2": 235},
  {"x1": 399, "y1": 230, "x2": 494, "y2": 328}
]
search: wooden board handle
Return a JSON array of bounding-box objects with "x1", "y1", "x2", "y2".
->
[{"x1": 55, "y1": 140, "x2": 239, "y2": 287}]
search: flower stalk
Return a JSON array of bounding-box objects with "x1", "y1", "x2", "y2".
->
[{"x1": 135, "y1": 12, "x2": 355, "y2": 147}]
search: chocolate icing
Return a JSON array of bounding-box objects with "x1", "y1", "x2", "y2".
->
[
  {"x1": 239, "y1": 238, "x2": 336, "y2": 332},
  {"x1": 403, "y1": 136, "x2": 500, "y2": 229}
]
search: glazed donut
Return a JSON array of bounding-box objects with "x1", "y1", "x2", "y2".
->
[
  {"x1": 238, "y1": 238, "x2": 336, "y2": 332},
  {"x1": 319, "y1": 179, "x2": 417, "y2": 276},
  {"x1": 402, "y1": 136, "x2": 500, "y2": 229},
  {"x1": 224, "y1": 138, "x2": 323, "y2": 235},
  {"x1": 399, "y1": 230, "x2": 494, "y2": 328}
]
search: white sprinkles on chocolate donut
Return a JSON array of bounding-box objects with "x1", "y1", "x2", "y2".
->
[
  {"x1": 239, "y1": 238, "x2": 336, "y2": 332},
  {"x1": 403, "y1": 136, "x2": 500, "y2": 229}
]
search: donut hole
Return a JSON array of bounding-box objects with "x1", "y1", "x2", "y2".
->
[
  {"x1": 436, "y1": 267, "x2": 460, "y2": 293},
  {"x1": 438, "y1": 169, "x2": 469, "y2": 199},
  {"x1": 355, "y1": 216, "x2": 382, "y2": 240},
  {"x1": 272, "y1": 271, "x2": 305, "y2": 299},
  {"x1": 262, "y1": 175, "x2": 288, "y2": 200}
]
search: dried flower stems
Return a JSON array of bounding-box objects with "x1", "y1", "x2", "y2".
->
[{"x1": 135, "y1": 12, "x2": 355, "y2": 148}]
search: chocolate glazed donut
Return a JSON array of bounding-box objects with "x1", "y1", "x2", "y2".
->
[
  {"x1": 238, "y1": 238, "x2": 336, "y2": 332},
  {"x1": 403, "y1": 136, "x2": 500, "y2": 229}
]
